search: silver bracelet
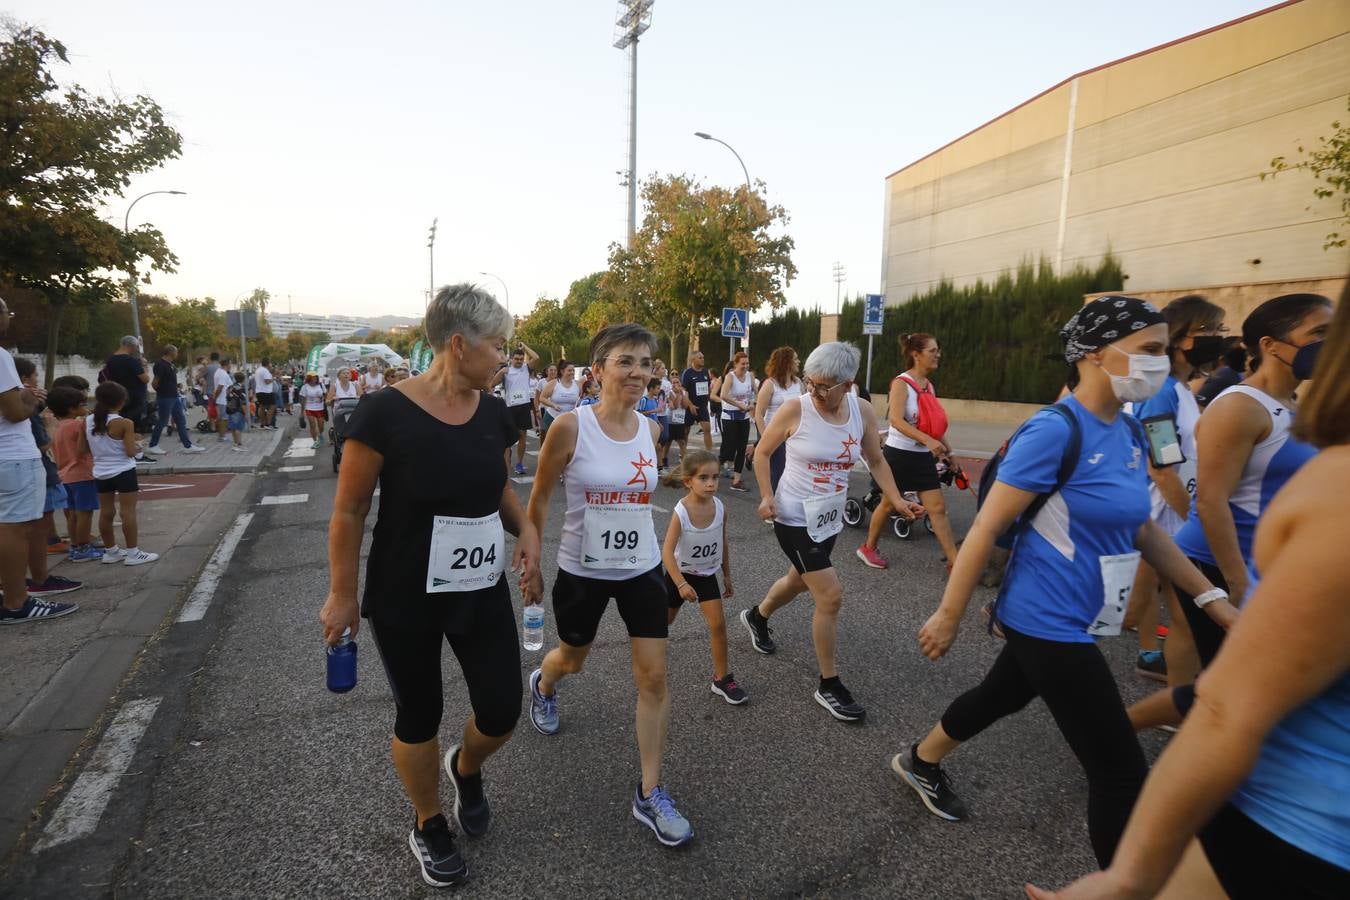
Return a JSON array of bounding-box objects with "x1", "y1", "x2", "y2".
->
[{"x1": 1192, "y1": 587, "x2": 1229, "y2": 609}]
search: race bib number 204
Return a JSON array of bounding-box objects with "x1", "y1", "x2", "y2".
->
[{"x1": 426, "y1": 512, "x2": 506, "y2": 593}]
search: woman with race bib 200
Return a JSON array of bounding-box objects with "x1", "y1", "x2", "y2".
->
[
  {"x1": 320, "y1": 284, "x2": 541, "y2": 889},
  {"x1": 525, "y1": 323, "x2": 694, "y2": 848},
  {"x1": 739, "y1": 342, "x2": 923, "y2": 722},
  {"x1": 894, "y1": 296, "x2": 1232, "y2": 869}
]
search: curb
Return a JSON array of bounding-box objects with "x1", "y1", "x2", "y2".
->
[{"x1": 133, "y1": 426, "x2": 287, "y2": 476}]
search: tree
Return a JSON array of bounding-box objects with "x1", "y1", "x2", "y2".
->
[
  {"x1": 601, "y1": 174, "x2": 797, "y2": 366},
  {"x1": 145, "y1": 297, "x2": 228, "y2": 358},
  {"x1": 515, "y1": 294, "x2": 588, "y2": 364},
  {"x1": 240, "y1": 287, "x2": 271, "y2": 321},
  {"x1": 1262, "y1": 97, "x2": 1350, "y2": 250},
  {"x1": 0, "y1": 24, "x2": 183, "y2": 385}
]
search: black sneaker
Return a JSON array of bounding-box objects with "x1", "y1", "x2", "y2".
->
[
  {"x1": 1136, "y1": 650, "x2": 1167, "y2": 683},
  {"x1": 407, "y1": 814, "x2": 468, "y2": 888},
  {"x1": 891, "y1": 744, "x2": 967, "y2": 821},
  {"x1": 739, "y1": 607, "x2": 775, "y2": 654},
  {"x1": 711, "y1": 673, "x2": 748, "y2": 705},
  {"x1": 444, "y1": 744, "x2": 490, "y2": 837},
  {"x1": 814, "y1": 681, "x2": 865, "y2": 722}
]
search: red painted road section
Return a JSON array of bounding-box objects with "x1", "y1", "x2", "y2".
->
[{"x1": 135, "y1": 473, "x2": 235, "y2": 502}]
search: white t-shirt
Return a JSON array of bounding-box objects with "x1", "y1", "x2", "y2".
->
[
  {"x1": 253, "y1": 365, "x2": 273, "y2": 395},
  {"x1": 213, "y1": 367, "x2": 233, "y2": 402},
  {"x1": 301, "y1": 383, "x2": 327, "y2": 411},
  {"x1": 0, "y1": 347, "x2": 39, "y2": 460},
  {"x1": 362, "y1": 372, "x2": 384, "y2": 392}
]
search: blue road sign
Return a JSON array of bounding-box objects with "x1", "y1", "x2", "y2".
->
[
  {"x1": 863, "y1": 294, "x2": 884, "y2": 335},
  {"x1": 721, "y1": 307, "x2": 748, "y2": 338}
]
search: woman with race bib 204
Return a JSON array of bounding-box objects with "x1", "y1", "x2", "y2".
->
[
  {"x1": 320, "y1": 284, "x2": 541, "y2": 889},
  {"x1": 893, "y1": 296, "x2": 1232, "y2": 869},
  {"x1": 739, "y1": 342, "x2": 923, "y2": 723},
  {"x1": 525, "y1": 323, "x2": 694, "y2": 848}
]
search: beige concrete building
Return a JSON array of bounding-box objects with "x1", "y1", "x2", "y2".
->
[{"x1": 882, "y1": 0, "x2": 1350, "y2": 309}]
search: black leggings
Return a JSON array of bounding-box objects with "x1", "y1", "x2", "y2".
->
[
  {"x1": 940, "y1": 624, "x2": 1147, "y2": 868},
  {"x1": 1171, "y1": 558, "x2": 1230, "y2": 717},
  {"x1": 369, "y1": 587, "x2": 522, "y2": 744},
  {"x1": 719, "y1": 418, "x2": 751, "y2": 474}
]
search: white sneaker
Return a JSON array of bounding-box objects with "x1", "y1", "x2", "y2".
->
[
  {"x1": 123, "y1": 549, "x2": 159, "y2": 566},
  {"x1": 144, "y1": 445, "x2": 168, "y2": 455},
  {"x1": 182, "y1": 444, "x2": 207, "y2": 453},
  {"x1": 100, "y1": 547, "x2": 127, "y2": 564},
  {"x1": 230, "y1": 446, "x2": 247, "y2": 453}
]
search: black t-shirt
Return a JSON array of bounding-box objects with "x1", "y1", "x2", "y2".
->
[
  {"x1": 344, "y1": 388, "x2": 516, "y2": 624},
  {"x1": 105, "y1": 354, "x2": 147, "y2": 408},
  {"x1": 152, "y1": 359, "x2": 177, "y2": 399},
  {"x1": 681, "y1": 366, "x2": 711, "y2": 408}
]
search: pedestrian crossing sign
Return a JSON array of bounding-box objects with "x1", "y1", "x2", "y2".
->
[{"x1": 721, "y1": 308, "x2": 748, "y2": 338}]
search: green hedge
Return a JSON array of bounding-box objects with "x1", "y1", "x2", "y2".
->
[{"x1": 701, "y1": 256, "x2": 1123, "y2": 402}]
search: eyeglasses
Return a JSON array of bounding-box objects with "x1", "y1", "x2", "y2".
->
[
  {"x1": 803, "y1": 378, "x2": 850, "y2": 399},
  {"x1": 604, "y1": 356, "x2": 654, "y2": 374}
]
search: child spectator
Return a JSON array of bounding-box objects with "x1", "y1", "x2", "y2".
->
[
  {"x1": 48, "y1": 386, "x2": 103, "y2": 561},
  {"x1": 226, "y1": 371, "x2": 249, "y2": 452}
]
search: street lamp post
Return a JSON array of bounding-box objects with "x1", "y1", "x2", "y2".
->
[
  {"x1": 695, "y1": 131, "x2": 753, "y2": 361},
  {"x1": 124, "y1": 190, "x2": 186, "y2": 342},
  {"x1": 478, "y1": 271, "x2": 510, "y2": 315},
  {"x1": 427, "y1": 218, "x2": 438, "y2": 307},
  {"x1": 614, "y1": 1, "x2": 655, "y2": 248}
]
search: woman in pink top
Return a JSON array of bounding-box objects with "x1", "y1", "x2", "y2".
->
[{"x1": 47, "y1": 386, "x2": 103, "y2": 562}]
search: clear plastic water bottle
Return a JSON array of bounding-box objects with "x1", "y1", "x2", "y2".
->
[
  {"x1": 327, "y1": 628, "x2": 358, "y2": 693},
  {"x1": 522, "y1": 604, "x2": 545, "y2": 652}
]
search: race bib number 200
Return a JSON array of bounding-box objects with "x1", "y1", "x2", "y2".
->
[{"x1": 426, "y1": 512, "x2": 506, "y2": 593}]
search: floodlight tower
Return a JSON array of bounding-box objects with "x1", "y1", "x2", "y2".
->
[{"x1": 614, "y1": 0, "x2": 654, "y2": 248}]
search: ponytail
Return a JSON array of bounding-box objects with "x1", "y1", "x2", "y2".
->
[
  {"x1": 664, "y1": 448, "x2": 719, "y2": 488},
  {"x1": 92, "y1": 382, "x2": 127, "y2": 435}
]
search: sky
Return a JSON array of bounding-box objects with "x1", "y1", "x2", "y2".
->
[{"x1": 14, "y1": 0, "x2": 1278, "y2": 320}]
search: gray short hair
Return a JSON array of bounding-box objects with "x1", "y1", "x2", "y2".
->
[
  {"x1": 162, "y1": 344, "x2": 178, "y2": 355},
  {"x1": 803, "y1": 342, "x2": 860, "y2": 383},
  {"x1": 425, "y1": 283, "x2": 514, "y2": 350},
  {"x1": 120, "y1": 334, "x2": 141, "y2": 349}
]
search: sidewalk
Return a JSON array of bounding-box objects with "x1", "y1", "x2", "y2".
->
[
  {"x1": 0, "y1": 472, "x2": 257, "y2": 857},
  {"x1": 136, "y1": 412, "x2": 290, "y2": 475}
]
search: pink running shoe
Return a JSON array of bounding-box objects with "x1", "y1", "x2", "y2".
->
[{"x1": 856, "y1": 544, "x2": 888, "y2": 569}]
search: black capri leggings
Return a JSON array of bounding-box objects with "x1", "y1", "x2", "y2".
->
[
  {"x1": 1170, "y1": 558, "x2": 1230, "y2": 717},
  {"x1": 939, "y1": 624, "x2": 1147, "y2": 868},
  {"x1": 719, "y1": 418, "x2": 751, "y2": 474},
  {"x1": 369, "y1": 585, "x2": 522, "y2": 744}
]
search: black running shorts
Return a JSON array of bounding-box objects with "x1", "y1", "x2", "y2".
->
[
  {"x1": 773, "y1": 522, "x2": 837, "y2": 574},
  {"x1": 552, "y1": 564, "x2": 668, "y2": 645},
  {"x1": 664, "y1": 571, "x2": 722, "y2": 608},
  {"x1": 508, "y1": 403, "x2": 533, "y2": 432}
]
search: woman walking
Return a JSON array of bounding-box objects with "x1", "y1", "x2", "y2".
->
[
  {"x1": 754, "y1": 347, "x2": 802, "y2": 494},
  {"x1": 717, "y1": 352, "x2": 755, "y2": 492}
]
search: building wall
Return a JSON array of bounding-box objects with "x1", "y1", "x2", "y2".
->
[
  {"x1": 883, "y1": 0, "x2": 1350, "y2": 304},
  {"x1": 264, "y1": 313, "x2": 372, "y2": 340}
]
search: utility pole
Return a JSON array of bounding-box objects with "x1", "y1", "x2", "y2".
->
[
  {"x1": 614, "y1": 1, "x2": 655, "y2": 248},
  {"x1": 833, "y1": 262, "x2": 847, "y2": 315}
]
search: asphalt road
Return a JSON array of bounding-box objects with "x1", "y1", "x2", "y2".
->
[{"x1": 9, "y1": 429, "x2": 1174, "y2": 899}]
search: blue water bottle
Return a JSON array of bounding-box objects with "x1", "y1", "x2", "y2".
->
[{"x1": 327, "y1": 628, "x2": 358, "y2": 693}]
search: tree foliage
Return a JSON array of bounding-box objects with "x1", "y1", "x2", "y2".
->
[
  {"x1": 145, "y1": 297, "x2": 227, "y2": 357},
  {"x1": 0, "y1": 23, "x2": 183, "y2": 385},
  {"x1": 1262, "y1": 97, "x2": 1350, "y2": 250}
]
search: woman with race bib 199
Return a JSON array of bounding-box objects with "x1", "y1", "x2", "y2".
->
[
  {"x1": 740, "y1": 342, "x2": 923, "y2": 723},
  {"x1": 320, "y1": 284, "x2": 541, "y2": 889},
  {"x1": 896, "y1": 296, "x2": 1230, "y2": 869},
  {"x1": 525, "y1": 323, "x2": 693, "y2": 848}
]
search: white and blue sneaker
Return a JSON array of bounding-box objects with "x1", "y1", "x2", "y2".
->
[
  {"x1": 631, "y1": 784, "x2": 693, "y2": 847},
  {"x1": 528, "y1": 668, "x2": 559, "y2": 735}
]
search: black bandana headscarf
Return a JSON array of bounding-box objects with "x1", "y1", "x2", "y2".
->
[{"x1": 1060, "y1": 296, "x2": 1166, "y2": 363}]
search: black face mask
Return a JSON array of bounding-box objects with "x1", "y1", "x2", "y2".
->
[
  {"x1": 1182, "y1": 335, "x2": 1228, "y2": 367},
  {"x1": 1291, "y1": 340, "x2": 1323, "y2": 381}
]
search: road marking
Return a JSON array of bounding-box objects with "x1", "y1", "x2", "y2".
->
[
  {"x1": 278, "y1": 465, "x2": 312, "y2": 473},
  {"x1": 373, "y1": 488, "x2": 380, "y2": 496},
  {"x1": 34, "y1": 697, "x2": 163, "y2": 852},
  {"x1": 526, "y1": 450, "x2": 539, "y2": 456},
  {"x1": 137, "y1": 482, "x2": 193, "y2": 494},
  {"x1": 260, "y1": 494, "x2": 309, "y2": 505},
  {"x1": 652, "y1": 504, "x2": 670, "y2": 513},
  {"x1": 510, "y1": 476, "x2": 534, "y2": 484},
  {"x1": 283, "y1": 438, "x2": 316, "y2": 459},
  {"x1": 177, "y1": 513, "x2": 254, "y2": 623}
]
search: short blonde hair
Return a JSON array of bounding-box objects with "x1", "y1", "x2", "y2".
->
[{"x1": 425, "y1": 283, "x2": 513, "y2": 350}]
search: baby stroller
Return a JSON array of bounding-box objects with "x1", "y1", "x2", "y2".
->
[
  {"x1": 329, "y1": 398, "x2": 360, "y2": 472},
  {"x1": 843, "y1": 481, "x2": 932, "y2": 540}
]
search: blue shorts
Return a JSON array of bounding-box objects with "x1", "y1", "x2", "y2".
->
[
  {"x1": 44, "y1": 482, "x2": 68, "y2": 514},
  {"x1": 64, "y1": 480, "x2": 100, "y2": 512},
  {"x1": 227, "y1": 411, "x2": 246, "y2": 431},
  {"x1": 0, "y1": 457, "x2": 45, "y2": 524}
]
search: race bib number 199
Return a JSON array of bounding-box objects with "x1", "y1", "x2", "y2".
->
[
  {"x1": 427, "y1": 512, "x2": 506, "y2": 593},
  {"x1": 582, "y1": 506, "x2": 652, "y2": 570}
]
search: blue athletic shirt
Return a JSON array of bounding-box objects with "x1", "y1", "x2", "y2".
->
[
  {"x1": 995, "y1": 395, "x2": 1152, "y2": 644},
  {"x1": 1232, "y1": 668, "x2": 1350, "y2": 870}
]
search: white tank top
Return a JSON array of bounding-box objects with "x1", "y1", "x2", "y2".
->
[
  {"x1": 551, "y1": 379, "x2": 580, "y2": 414},
  {"x1": 556, "y1": 406, "x2": 661, "y2": 580},
  {"x1": 720, "y1": 371, "x2": 755, "y2": 421},
  {"x1": 87, "y1": 414, "x2": 136, "y2": 480},
  {"x1": 763, "y1": 378, "x2": 802, "y2": 426},
  {"x1": 774, "y1": 393, "x2": 863, "y2": 528},
  {"x1": 884, "y1": 374, "x2": 924, "y2": 452},
  {"x1": 362, "y1": 372, "x2": 384, "y2": 391},
  {"x1": 503, "y1": 364, "x2": 532, "y2": 407},
  {"x1": 332, "y1": 380, "x2": 359, "y2": 400},
  {"x1": 674, "y1": 497, "x2": 724, "y2": 577}
]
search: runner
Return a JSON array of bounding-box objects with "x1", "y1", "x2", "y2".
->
[
  {"x1": 211, "y1": 357, "x2": 233, "y2": 443},
  {"x1": 300, "y1": 372, "x2": 327, "y2": 446},
  {"x1": 1127, "y1": 292, "x2": 1331, "y2": 732},
  {"x1": 538, "y1": 361, "x2": 580, "y2": 441},
  {"x1": 652, "y1": 362, "x2": 672, "y2": 473},
  {"x1": 754, "y1": 346, "x2": 802, "y2": 493},
  {"x1": 321, "y1": 283, "x2": 540, "y2": 889},
  {"x1": 680, "y1": 351, "x2": 714, "y2": 451},
  {"x1": 664, "y1": 379, "x2": 693, "y2": 471},
  {"x1": 525, "y1": 323, "x2": 694, "y2": 848},
  {"x1": 361, "y1": 360, "x2": 386, "y2": 394},
  {"x1": 893, "y1": 296, "x2": 1229, "y2": 868},
  {"x1": 327, "y1": 367, "x2": 360, "y2": 405},
  {"x1": 740, "y1": 342, "x2": 922, "y2": 722},
  {"x1": 534, "y1": 364, "x2": 556, "y2": 436},
  {"x1": 81, "y1": 382, "x2": 157, "y2": 566},
  {"x1": 662, "y1": 450, "x2": 745, "y2": 704},
  {"x1": 856, "y1": 333, "x2": 960, "y2": 572},
  {"x1": 489, "y1": 343, "x2": 539, "y2": 475},
  {"x1": 717, "y1": 352, "x2": 755, "y2": 492},
  {"x1": 1027, "y1": 289, "x2": 1350, "y2": 900}
]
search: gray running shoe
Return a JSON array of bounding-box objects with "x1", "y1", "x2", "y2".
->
[
  {"x1": 631, "y1": 784, "x2": 693, "y2": 847},
  {"x1": 529, "y1": 668, "x2": 559, "y2": 735}
]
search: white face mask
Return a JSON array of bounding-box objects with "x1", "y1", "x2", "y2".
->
[{"x1": 1104, "y1": 345, "x2": 1170, "y2": 403}]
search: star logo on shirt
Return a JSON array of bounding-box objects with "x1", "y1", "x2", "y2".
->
[
  {"x1": 837, "y1": 435, "x2": 858, "y2": 461},
  {"x1": 627, "y1": 452, "x2": 654, "y2": 489}
]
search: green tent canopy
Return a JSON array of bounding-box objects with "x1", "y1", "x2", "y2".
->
[{"x1": 304, "y1": 342, "x2": 406, "y2": 374}]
